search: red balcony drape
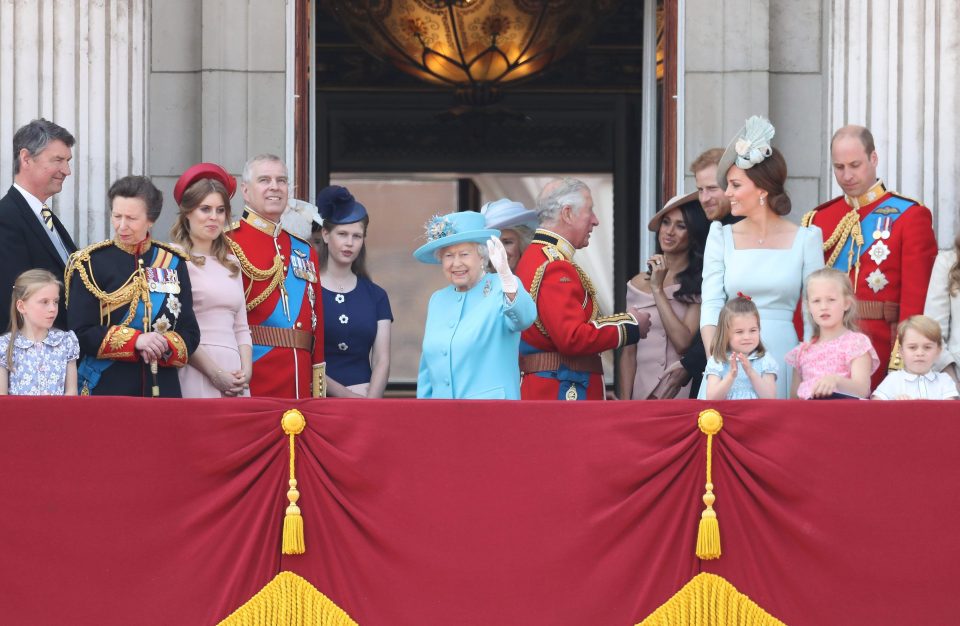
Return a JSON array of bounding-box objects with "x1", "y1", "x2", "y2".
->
[{"x1": 0, "y1": 397, "x2": 957, "y2": 625}]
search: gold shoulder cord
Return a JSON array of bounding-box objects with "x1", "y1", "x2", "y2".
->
[
  {"x1": 528, "y1": 251, "x2": 601, "y2": 337},
  {"x1": 65, "y1": 242, "x2": 143, "y2": 326},
  {"x1": 570, "y1": 261, "x2": 600, "y2": 321},
  {"x1": 228, "y1": 238, "x2": 285, "y2": 311}
]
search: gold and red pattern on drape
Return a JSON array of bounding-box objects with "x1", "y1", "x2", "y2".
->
[{"x1": 0, "y1": 397, "x2": 957, "y2": 625}]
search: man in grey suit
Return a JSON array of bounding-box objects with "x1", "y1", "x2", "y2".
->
[{"x1": 0, "y1": 119, "x2": 78, "y2": 331}]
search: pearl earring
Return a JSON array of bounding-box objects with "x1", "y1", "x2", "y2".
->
[{"x1": 760, "y1": 195, "x2": 766, "y2": 206}]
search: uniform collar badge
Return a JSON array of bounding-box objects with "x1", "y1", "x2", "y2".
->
[
  {"x1": 242, "y1": 208, "x2": 282, "y2": 238},
  {"x1": 844, "y1": 180, "x2": 886, "y2": 209}
]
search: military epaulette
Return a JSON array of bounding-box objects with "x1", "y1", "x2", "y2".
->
[
  {"x1": 540, "y1": 245, "x2": 566, "y2": 263},
  {"x1": 801, "y1": 196, "x2": 842, "y2": 227},
  {"x1": 64, "y1": 240, "x2": 116, "y2": 306},
  {"x1": 887, "y1": 191, "x2": 922, "y2": 207},
  {"x1": 67, "y1": 239, "x2": 113, "y2": 266},
  {"x1": 285, "y1": 229, "x2": 313, "y2": 246},
  {"x1": 153, "y1": 240, "x2": 189, "y2": 259}
]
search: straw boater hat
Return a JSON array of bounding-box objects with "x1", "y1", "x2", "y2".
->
[
  {"x1": 413, "y1": 211, "x2": 500, "y2": 264},
  {"x1": 173, "y1": 162, "x2": 237, "y2": 204},
  {"x1": 715, "y1": 115, "x2": 776, "y2": 190},
  {"x1": 315, "y1": 185, "x2": 368, "y2": 226},
  {"x1": 480, "y1": 198, "x2": 539, "y2": 231},
  {"x1": 647, "y1": 190, "x2": 702, "y2": 232}
]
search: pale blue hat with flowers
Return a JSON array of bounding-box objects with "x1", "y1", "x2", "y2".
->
[
  {"x1": 413, "y1": 211, "x2": 500, "y2": 264},
  {"x1": 480, "y1": 198, "x2": 539, "y2": 231}
]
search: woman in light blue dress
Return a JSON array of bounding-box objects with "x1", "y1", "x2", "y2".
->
[{"x1": 699, "y1": 116, "x2": 824, "y2": 398}]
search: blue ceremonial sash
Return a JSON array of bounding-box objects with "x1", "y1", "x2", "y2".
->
[
  {"x1": 79, "y1": 249, "x2": 180, "y2": 393},
  {"x1": 834, "y1": 196, "x2": 914, "y2": 273},
  {"x1": 533, "y1": 364, "x2": 591, "y2": 401},
  {"x1": 252, "y1": 236, "x2": 311, "y2": 362}
]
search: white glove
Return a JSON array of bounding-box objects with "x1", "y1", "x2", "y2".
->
[{"x1": 487, "y1": 236, "x2": 518, "y2": 294}]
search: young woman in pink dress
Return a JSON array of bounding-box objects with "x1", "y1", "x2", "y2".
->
[
  {"x1": 617, "y1": 191, "x2": 709, "y2": 399},
  {"x1": 170, "y1": 163, "x2": 252, "y2": 398}
]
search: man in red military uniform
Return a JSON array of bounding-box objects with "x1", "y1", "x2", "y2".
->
[
  {"x1": 228, "y1": 154, "x2": 325, "y2": 398},
  {"x1": 802, "y1": 125, "x2": 937, "y2": 389},
  {"x1": 515, "y1": 178, "x2": 651, "y2": 400}
]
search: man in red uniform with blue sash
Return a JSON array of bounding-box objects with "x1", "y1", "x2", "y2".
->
[
  {"x1": 228, "y1": 154, "x2": 325, "y2": 398},
  {"x1": 802, "y1": 126, "x2": 937, "y2": 388},
  {"x1": 515, "y1": 178, "x2": 650, "y2": 400}
]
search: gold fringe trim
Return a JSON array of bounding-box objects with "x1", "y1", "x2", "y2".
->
[
  {"x1": 217, "y1": 571, "x2": 357, "y2": 626},
  {"x1": 637, "y1": 573, "x2": 785, "y2": 626},
  {"x1": 281, "y1": 409, "x2": 307, "y2": 555},
  {"x1": 696, "y1": 409, "x2": 723, "y2": 560}
]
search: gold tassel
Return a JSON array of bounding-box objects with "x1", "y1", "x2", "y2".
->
[
  {"x1": 696, "y1": 409, "x2": 723, "y2": 560},
  {"x1": 888, "y1": 337, "x2": 903, "y2": 372},
  {"x1": 851, "y1": 219, "x2": 864, "y2": 288},
  {"x1": 281, "y1": 409, "x2": 306, "y2": 555}
]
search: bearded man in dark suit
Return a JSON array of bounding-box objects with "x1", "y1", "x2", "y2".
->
[{"x1": 0, "y1": 119, "x2": 78, "y2": 331}]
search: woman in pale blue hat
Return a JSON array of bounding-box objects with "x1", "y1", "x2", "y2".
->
[
  {"x1": 413, "y1": 211, "x2": 536, "y2": 399},
  {"x1": 316, "y1": 185, "x2": 393, "y2": 398},
  {"x1": 480, "y1": 198, "x2": 539, "y2": 270}
]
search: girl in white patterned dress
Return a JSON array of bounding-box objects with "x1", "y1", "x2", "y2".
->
[{"x1": 0, "y1": 269, "x2": 79, "y2": 395}]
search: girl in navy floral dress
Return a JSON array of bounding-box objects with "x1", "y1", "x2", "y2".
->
[{"x1": 0, "y1": 269, "x2": 79, "y2": 395}]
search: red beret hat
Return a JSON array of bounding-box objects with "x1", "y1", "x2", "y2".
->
[{"x1": 173, "y1": 163, "x2": 237, "y2": 205}]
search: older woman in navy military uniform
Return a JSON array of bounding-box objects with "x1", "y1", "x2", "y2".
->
[
  {"x1": 414, "y1": 211, "x2": 536, "y2": 399},
  {"x1": 66, "y1": 176, "x2": 200, "y2": 396}
]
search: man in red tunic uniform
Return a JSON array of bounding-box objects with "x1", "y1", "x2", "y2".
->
[
  {"x1": 802, "y1": 125, "x2": 937, "y2": 388},
  {"x1": 228, "y1": 154, "x2": 325, "y2": 398},
  {"x1": 515, "y1": 178, "x2": 650, "y2": 400}
]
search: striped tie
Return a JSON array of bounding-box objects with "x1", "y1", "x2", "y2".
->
[{"x1": 40, "y1": 204, "x2": 55, "y2": 231}]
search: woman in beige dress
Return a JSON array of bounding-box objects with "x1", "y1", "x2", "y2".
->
[
  {"x1": 618, "y1": 191, "x2": 709, "y2": 399},
  {"x1": 170, "y1": 163, "x2": 252, "y2": 398}
]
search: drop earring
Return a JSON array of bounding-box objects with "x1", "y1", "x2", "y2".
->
[{"x1": 760, "y1": 195, "x2": 766, "y2": 206}]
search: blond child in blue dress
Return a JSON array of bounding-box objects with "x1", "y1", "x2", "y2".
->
[{"x1": 0, "y1": 269, "x2": 79, "y2": 395}]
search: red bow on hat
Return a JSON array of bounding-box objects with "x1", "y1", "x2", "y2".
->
[{"x1": 736, "y1": 291, "x2": 752, "y2": 301}]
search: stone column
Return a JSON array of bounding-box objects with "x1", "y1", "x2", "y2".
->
[
  {"x1": 148, "y1": 0, "x2": 290, "y2": 238},
  {"x1": 0, "y1": 0, "x2": 148, "y2": 245},
  {"x1": 827, "y1": 0, "x2": 959, "y2": 243},
  {"x1": 682, "y1": 0, "x2": 828, "y2": 217}
]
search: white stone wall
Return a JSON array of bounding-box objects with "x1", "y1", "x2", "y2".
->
[
  {"x1": 827, "y1": 0, "x2": 959, "y2": 245},
  {"x1": 0, "y1": 0, "x2": 148, "y2": 246},
  {"x1": 148, "y1": 0, "x2": 290, "y2": 239},
  {"x1": 682, "y1": 0, "x2": 826, "y2": 220}
]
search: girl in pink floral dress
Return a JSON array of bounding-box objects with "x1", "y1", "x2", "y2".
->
[{"x1": 786, "y1": 268, "x2": 878, "y2": 398}]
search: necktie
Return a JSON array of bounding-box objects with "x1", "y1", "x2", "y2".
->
[{"x1": 40, "y1": 205, "x2": 55, "y2": 232}]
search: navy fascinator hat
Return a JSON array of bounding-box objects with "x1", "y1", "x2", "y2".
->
[{"x1": 317, "y1": 185, "x2": 368, "y2": 225}]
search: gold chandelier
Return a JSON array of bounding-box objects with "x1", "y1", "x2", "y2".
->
[{"x1": 326, "y1": 0, "x2": 620, "y2": 105}]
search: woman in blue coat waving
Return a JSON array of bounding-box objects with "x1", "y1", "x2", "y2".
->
[{"x1": 414, "y1": 211, "x2": 536, "y2": 399}]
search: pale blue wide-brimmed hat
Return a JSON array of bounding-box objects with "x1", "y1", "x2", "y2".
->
[
  {"x1": 413, "y1": 211, "x2": 500, "y2": 264},
  {"x1": 480, "y1": 198, "x2": 539, "y2": 231}
]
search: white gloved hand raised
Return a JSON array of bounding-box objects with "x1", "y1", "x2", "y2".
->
[{"x1": 487, "y1": 236, "x2": 518, "y2": 295}]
